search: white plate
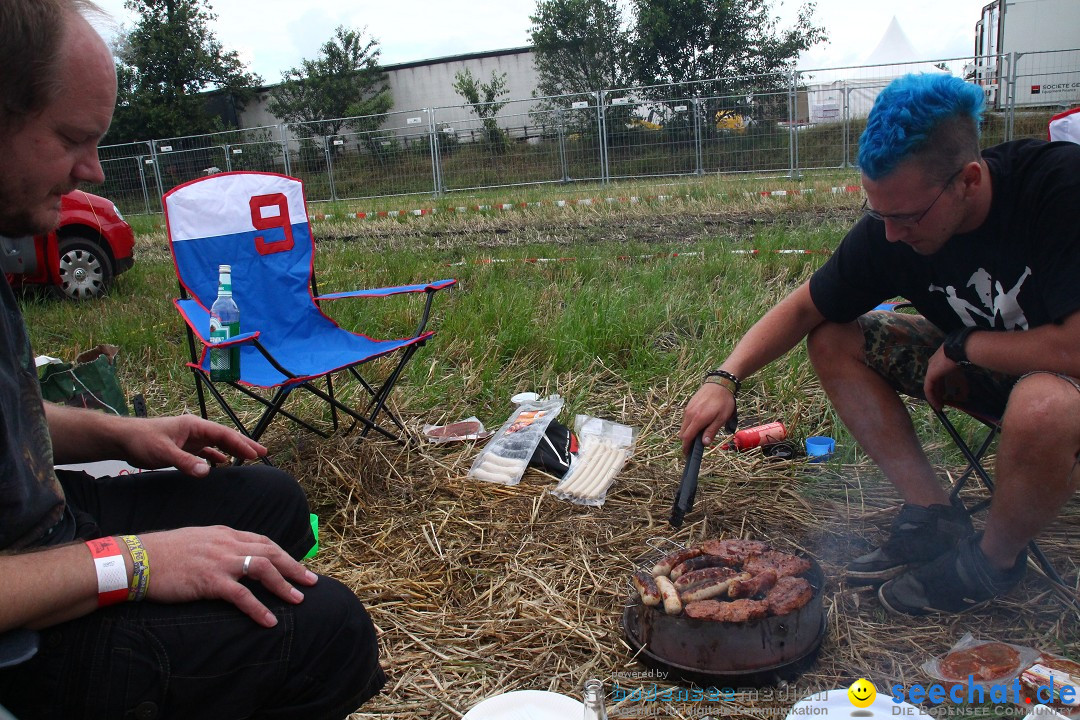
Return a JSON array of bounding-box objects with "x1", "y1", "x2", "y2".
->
[{"x1": 462, "y1": 689, "x2": 583, "y2": 719}]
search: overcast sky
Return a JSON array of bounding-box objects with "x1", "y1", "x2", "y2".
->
[{"x1": 92, "y1": 0, "x2": 991, "y2": 83}]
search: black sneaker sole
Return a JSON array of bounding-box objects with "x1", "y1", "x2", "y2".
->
[
  {"x1": 844, "y1": 563, "x2": 911, "y2": 585},
  {"x1": 877, "y1": 580, "x2": 992, "y2": 616}
]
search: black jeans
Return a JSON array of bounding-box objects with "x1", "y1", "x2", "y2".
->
[{"x1": 0, "y1": 466, "x2": 386, "y2": 720}]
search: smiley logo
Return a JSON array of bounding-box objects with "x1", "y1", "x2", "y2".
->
[{"x1": 847, "y1": 678, "x2": 876, "y2": 708}]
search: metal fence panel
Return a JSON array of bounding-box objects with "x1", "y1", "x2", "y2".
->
[{"x1": 92, "y1": 49, "x2": 1080, "y2": 214}]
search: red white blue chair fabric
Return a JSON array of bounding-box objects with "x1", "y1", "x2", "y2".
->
[{"x1": 164, "y1": 171, "x2": 455, "y2": 446}]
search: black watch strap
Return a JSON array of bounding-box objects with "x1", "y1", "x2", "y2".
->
[{"x1": 943, "y1": 326, "x2": 978, "y2": 365}]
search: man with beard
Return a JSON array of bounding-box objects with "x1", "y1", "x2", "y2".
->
[{"x1": 0, "y1": 1, "x2": 386, "y2": 716}]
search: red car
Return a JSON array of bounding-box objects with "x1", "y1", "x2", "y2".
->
[{"x1": 3, "y1": 190, "x2": 135, "y2": 300}]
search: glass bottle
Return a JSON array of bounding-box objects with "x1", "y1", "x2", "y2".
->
[
  {"x1": 209, "y1": 264, "x2": 240, "y2": 381},
  {"x1": 582, "y1": 678, "x2": 607, "y2": 720}
]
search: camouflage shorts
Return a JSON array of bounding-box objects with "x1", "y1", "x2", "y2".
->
[{"x1": 857, "y1": 310, "x2": 1018, "y2": 419}]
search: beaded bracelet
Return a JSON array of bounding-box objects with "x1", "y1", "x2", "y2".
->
[{"x1": 704, "y1": 369, "x2": 741, "y2": 396}]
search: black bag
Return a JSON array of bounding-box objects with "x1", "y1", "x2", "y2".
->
[{"x1": 529, "y1": 420, "x2": 578, "y2": 478}]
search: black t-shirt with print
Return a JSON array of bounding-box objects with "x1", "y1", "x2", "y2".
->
[
  {"x1": 810, "y1": 139, "x2": 1080, "y2": 333},
  {"x1": 0, "y1": 274, "x2": 66, "y2": 550}
]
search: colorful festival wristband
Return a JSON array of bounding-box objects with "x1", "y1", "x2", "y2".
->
[
  {"x1": 85, "y1": 536, "x2": 129, "y2": 607},
  {"x1": 121, "y1": 535, "x2": 150, "y2": 602}
]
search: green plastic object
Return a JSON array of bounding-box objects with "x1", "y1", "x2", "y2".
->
[{"x1": 303, "y1": 513, "x2": 319, "y2": 560}]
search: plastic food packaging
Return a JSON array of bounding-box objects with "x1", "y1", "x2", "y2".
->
[
  {"x1": 923, "y1": 633, "x2": 1041, "y2": 691},
  {"x1": 550, "y1": 415, "x2": 637, "y2": 506},
  {"x1": 423, "y1": 417, "x2": 493, "y2": 444},
  {"x1": 468, "y1": 396, "x2": 564, "y2": 485},
  {"x1": 1018, "y1": 652, "x2": 1080, "y2": 714}
]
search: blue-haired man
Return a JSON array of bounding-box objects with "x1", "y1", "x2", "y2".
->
[{"x1": 680, "y1": 73, "x2": 1080, "y2": 616}]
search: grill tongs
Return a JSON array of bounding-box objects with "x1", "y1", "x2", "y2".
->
[{"x1": 670, "y1": 413, "x2": 737, "y2": 528}]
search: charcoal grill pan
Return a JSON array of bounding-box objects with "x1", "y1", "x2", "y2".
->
[{"x1": 621, "y1": 558, "x2": 826, "y2": 687}]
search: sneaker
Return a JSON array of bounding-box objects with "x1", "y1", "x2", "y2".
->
[
  {"x1": 846, "y1": 503, "x2": 973, "y2": 584},
  {"x1": 878, "y1": 534, "x2": 1026, "y2": 616}
]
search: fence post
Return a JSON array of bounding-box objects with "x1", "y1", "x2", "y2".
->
[
  {"x1": 1005, "y1": 51, "x2": 1019, "y2": 141},
  {"x1": 596, "y1": 90, "x2": 609, "y2": 184},
  {"x1": 788, "y1": 69, "x2": 801, "y2": 180},
  {"x1": 149, "y1": 141, "x2": 164, "y2": 213},
  {"x1": 136, "y1": 154, "x2": 152, "y2": 216},
  {"x1": 557, "y1": 109, "x2": 570, "y2": 183},
  {"x1": 842, "y1": 83, "x2": 853, "y2": 168},
  {"x1": 279, "y1": 124, "x2": 291, "y2": 177},
  {"x1": 428, "y1": 108, "x2": 443, "y2": 198},
  {"x1": 692, "y1": 97, "x2": 704, "y2": 176},
  {"x1": 324, "y1": 135, "x2": 338, "y2": 202}
]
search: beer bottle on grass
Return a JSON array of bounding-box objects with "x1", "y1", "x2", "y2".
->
[{"x1": 209, "y1": 264, "x2": 240, "y2": 381}]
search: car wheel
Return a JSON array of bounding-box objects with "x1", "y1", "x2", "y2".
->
[{"x1": 55, "y1": 236, "x2": 113, "y2": 300}]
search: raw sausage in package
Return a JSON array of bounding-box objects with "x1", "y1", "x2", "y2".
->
[
  {"x1": 550, "y1": 415, "x2": 636, "y2": 506},
  {"x1": 468, "y1": 396, "x2": 564, "y2": 485}
]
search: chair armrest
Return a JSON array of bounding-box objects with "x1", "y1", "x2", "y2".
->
[
  {"x1": 174, "y1": 298, "x2": 260, "y2": 347},
  {"x1": 315, "y1": 278, "x2": 456, "y2": 302}
]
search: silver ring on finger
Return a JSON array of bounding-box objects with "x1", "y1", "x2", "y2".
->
[{"x1": 242, "y1": 555, "x2": 253, "y2": 576}]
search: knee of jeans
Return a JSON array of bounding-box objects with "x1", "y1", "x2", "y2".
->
[
  {"x1": 296, "y1": 577, "x2": 380, "y2": 667},
  {"x1": 289, "y1": 577, "x2": 384, "y2": 703},
  {"x1": 223, "y1": 465, "x2": 309, "y2": 508}
]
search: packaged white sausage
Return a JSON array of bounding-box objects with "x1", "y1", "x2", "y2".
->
[
  {"x1": 467, "y1": 395, "x2": 564, "y2": 485},
  {"x1": 550, "y1": 415, "x2": 636, "y2": 506}
]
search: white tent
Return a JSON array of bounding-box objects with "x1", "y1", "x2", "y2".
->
[{"x1": 806, "y1": 17, "x2": 949, "y2": 124}]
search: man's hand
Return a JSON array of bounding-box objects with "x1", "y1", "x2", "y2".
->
[
  {"x1": 679, "y1": 383, "x2": 736, "y2": 456},
  {"x1": 141, "y1": 527, "x2": 318, "y2": 627},
  {"x1": 923, "y1": 345, "x2": 969, "y2": 411},
  {"x1": 118, "y1": 415, "x2": 266, "y2": 476}
]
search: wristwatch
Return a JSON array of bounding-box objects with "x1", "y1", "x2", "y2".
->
[{"x1": 943, "y1": 326, "x2": 978, "y2": 365}]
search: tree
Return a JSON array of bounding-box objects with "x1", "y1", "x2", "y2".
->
[
  {"x1": 107, "y1": 0, "x2": 261, "y2": 144},
  {"x1": 528, "y1": 0, "x2": 630, "y2": 98},
  {"x1": 452, "y1": 68, "x2": 510, "y2": 149},
  {"x1": 267, "y1": 26, "x2": 392, "y2": 140},
  {"x1": 631, "y1": 0, "x2": 826, "y2": 92}
]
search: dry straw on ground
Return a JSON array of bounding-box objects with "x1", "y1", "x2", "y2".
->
[
  {"x1": 260, "y1": 373, "x2": 1080, "y2": 720},
  {"x1": 136, "y1": 190, "x2": 1079, "y2": 718}
]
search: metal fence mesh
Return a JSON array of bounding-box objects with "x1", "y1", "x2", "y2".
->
[{"x1": 94, "y1": 50, "x2": 1080, "y2": 215}]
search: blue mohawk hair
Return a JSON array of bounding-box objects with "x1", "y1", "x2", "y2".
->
[{"x1": 857, "y1": 74, "x2": 984, "y2": 180}]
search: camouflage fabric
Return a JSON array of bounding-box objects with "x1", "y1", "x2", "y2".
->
[{"x1": 856, "y1": 310, "x2": 1017, "y2": 419}]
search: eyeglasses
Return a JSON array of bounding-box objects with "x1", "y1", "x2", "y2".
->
[{"x1": 862, "y1": 167, "x2": 964, "y2": 227}]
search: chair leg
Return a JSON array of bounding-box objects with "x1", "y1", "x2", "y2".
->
[{"x1": 934, "y1": 408, "x2": 1068, "y2": 588}]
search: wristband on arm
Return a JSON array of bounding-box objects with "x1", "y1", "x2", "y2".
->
[
  {"x1": 704, "y1": 369, "x2": 741, "y2": 397},
  {"x1": 121, "y1": 535, "x2": 150, "y2": 602},
  {"x1": 703, "y1": 369, "x2": 741, "y2": 433},
  {"x1": 85, "y1": 537, "x2": 129, "y2": 607}
]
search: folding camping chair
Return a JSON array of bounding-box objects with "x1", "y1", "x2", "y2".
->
[{"x1": 164, "y1": 171, "x2": 456, "y2": 449}]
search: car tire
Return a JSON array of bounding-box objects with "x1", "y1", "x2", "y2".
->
[{"x1": 54, "y1": 236, "x2": 113, "y2": 300}]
